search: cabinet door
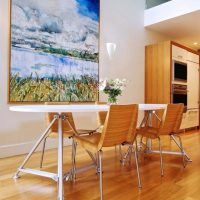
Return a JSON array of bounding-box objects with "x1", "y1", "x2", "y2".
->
[
  {"x1": 187, "y1": 52, "x2": 199, "y2": 64},
  {"x1": 187, "y1": 61, "x2": 199, "y2": 109},
  {"x1": 180, "y1": 113, "x2": 187, "y2": 129},
  {"x1": 185, "y1": 109, "x2": 199, "y2": 128},
  {"x1": 172, "y1": 45, "x2": 187, "y2": 62}
]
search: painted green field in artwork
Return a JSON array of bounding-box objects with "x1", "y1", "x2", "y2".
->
[{"x1": 10, "y1": 73, "x2": 98, "y2": 102}]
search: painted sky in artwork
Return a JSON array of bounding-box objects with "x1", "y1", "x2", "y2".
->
[
  {"x1": 12, "y1": 0, "x2": 100, "y2": 53},
  {"x1": 76, "y1": 0, "x2": 99, "y2": 21}
]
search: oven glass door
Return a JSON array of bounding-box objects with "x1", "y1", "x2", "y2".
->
[{"x1": 173, "y1": 93, "x2": 187, "y2": 106}]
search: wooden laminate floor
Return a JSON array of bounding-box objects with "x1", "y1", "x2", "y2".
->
[{"x1": 1, "y1": 130, "x2": 200, "y2": 200}]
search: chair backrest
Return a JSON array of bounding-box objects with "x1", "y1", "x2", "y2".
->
[
  {"x1": 98, "y1": 104, "x2": 138, "y2": 148},
  {"x1": 44, "y1": 102, "x2": 76, "y2": 134},
  {"x1": 95, "y1": 101, "x2": 107, "y2": 126},
  {"x1": 172, "y1": 104, "x2": 184, "y2": 133},
  {"x1": 159, "y1": 104, "x2": 184, "y2": 135}
]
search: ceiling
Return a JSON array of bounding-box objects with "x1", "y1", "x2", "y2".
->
[{"x1": 145, "y1": 10, "x2": 200, "y2": 50}]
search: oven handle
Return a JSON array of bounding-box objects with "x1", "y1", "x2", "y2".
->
[
  {"x1": 173, "y1": 91, "x2": 188, "y2": 94},
  {"x1": 187, "y1": 108, "x2": 199, "y2": 111}
]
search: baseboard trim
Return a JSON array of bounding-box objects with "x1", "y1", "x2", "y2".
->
[{"x1": 0, "y1": 138, "x2": 72, "y2": 158}]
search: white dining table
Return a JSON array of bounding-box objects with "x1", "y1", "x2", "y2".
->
[{"x1": 9, "y1": 103, "x2": 166, "y2": 200}]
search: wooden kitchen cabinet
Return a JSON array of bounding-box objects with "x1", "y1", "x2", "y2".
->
[
  {"x1": 185, "y1": 53, "x2": 199, "y2": 129},
  {"x1": 187, "y1": 51, "x2": 199, "y2": 63},
  {"x1": 180, "y1": 113, "x2": 187, "y2": 129},
  {"x1": 145, "y1": 41, "x2": 171, "y2": 104},
  {"x1": 185, "y1": 109, "x2": 199, "y2": 128},
  {"x1": 187, "y1": 61, "x2": 199, "y2": 109},
  {"x1": 172, "y1": 45, "x2": 187, "y2": 62},
  {"x1": 145, "y1": 41, "x2": 200, "y2": 130}
]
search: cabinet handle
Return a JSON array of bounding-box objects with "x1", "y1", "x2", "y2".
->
[
  {"x1": 177, "y1": 55, "x2": 183, "y2": 58},
  {"x1": 188, "y1": 111, "x2": 198, "y2": 114}
]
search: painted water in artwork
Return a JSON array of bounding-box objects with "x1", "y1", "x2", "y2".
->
[{"x1": 10, "y1": 0, "x2": 99, "y2": 102}]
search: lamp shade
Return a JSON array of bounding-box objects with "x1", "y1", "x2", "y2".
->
[{"x1": 106, "y1": 43, "x2": 116, "y2": 59}]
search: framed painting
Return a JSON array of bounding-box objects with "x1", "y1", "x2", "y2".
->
[{"x1": 9, "y1": 0, "x2": 99, "y2": 103}]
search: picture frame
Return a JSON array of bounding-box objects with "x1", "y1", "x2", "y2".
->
[{"x1": 8, "y1": 0, "x2": 100, "y2": 103}]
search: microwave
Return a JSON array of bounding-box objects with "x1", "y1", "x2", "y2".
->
[{"x1": 173, "y1": 61, "x2": 187, "y2": 82}]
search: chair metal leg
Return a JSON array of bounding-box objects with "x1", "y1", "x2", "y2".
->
[
  {"x1": 129, "y1": 147, "x2": 132, "y2": 165},
  {"x1": 40, "y1": 136, "x2": 48, "y2": 168},
  {"x1": 139, "y1": 135, "x2": 143, "y2": 145},
  {"x1": 121, "y1": 146, "x2": 131, "y2": 166},
  {"x1": 158, "y1": 137, "x2": 164, "y2": 176},
  {"x1": 134, "y1": 140, "x2": 142, "y2": 188},
  {"x1": 98, "y1": 150, "x2": 103, "y2": 200},
  {"x1": 86, "y1": 150, "x2": 97, "y2": 166},
  {"x1": 96, "y1": 153, "x2": 100, "y2": 174},
  {"x1": 170, "y1": 134, "x2": 192, "y2": 163},
  {"x1": 177, "y1": 135, "x2": 186, "y2": 168},
  {"x1": 172, "y1": 135, "x2": 186, "y2": 167},
  {"x1": 72, "y1": 139, "x2": 77, "y2": 182}
]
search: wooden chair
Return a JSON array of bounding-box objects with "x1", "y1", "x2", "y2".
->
[
  {"x1": 137, "y1": 103, "x2": 184, "y2": 176},
  {"x1": 40, "y1": 102, "x2": 95, "y2": 168},
  {"x1": 95, "y1": 101, "x2": 125, "y2": 162},
  {"x1": 95, "y1": 101, "x2": 107, "y2": 132},
  {"x1": 95, "y1": 101, "x2": 125, "y2": 161},
  {"x1": 74, "y1": 104, "x2": 141, "y2": 200},
  {"x1": 169, "y1": 104, "x2": 189, "y2": 167}
]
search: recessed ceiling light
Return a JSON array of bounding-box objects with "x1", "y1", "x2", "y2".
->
[{"x1": 193, "y1": 42, "x2": 198, "y2": 45}]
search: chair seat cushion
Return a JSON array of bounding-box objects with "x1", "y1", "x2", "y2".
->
[
  {"x1": 137, "y1": 126, "x2": 159, "y2": 139},
  {"x1": 75, "y1": 132, "x2": 101, "y2": 153}
]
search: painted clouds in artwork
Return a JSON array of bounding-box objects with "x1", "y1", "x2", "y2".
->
[{"x1": 12, "y1": 0, "x2": 99, "y2": 53}]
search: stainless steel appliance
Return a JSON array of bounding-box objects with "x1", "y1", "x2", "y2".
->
[
  {"x1": 172, "y1": 84, "x2": 187, "y2": 112},
  {"x1": 173, "y1": 60, "x2": 187, "y2": 82}
]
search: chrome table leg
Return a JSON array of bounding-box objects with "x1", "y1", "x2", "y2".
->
[
  {"x1": 13, "y1": 117, "x2": 57, "y2": 179},
  {"x1": 40, "y1": 136, "x2": 48, "y2": 168},
  {"x1": 98, "y1": 150, "x2": 103, "y2": 200},
  {"x1": 58, "y1": 114, "x2": 64, "y2": 200},
  {"x1": 146, "y1": 111, "x2": 152, "y2": 151},
  {"x1": 158, "y1": 137, "x2": 164, "y2": 176}
]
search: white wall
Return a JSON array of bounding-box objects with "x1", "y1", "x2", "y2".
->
[{"x1": 0, "y1": 0, "x2": 169, "y2": 158}]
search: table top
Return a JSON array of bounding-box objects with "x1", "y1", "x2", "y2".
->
[{"x1": 9, "y1": 104, "x2": 167, "y2": 113}]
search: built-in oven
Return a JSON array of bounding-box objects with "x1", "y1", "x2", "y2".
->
[
  {"x1": 173, "y1": 60, "x2": 187, "y2": 82},
  {"x1": 172, "y1": 84, "x2": 187, "y2": 112}
]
